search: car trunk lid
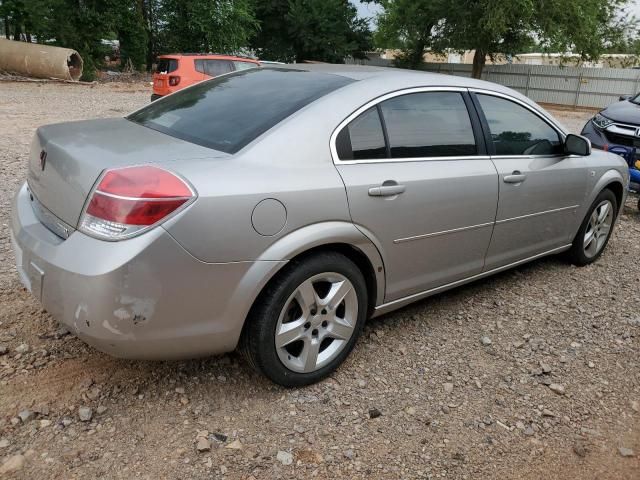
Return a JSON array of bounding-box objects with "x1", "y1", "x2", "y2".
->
[{"x1": 28, "y1": 117, "x2": 226, "y2": 230}]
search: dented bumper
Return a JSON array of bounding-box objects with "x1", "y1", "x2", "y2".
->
[{"x1": 10, "y1": 182, "x2": 281, "y2": 360}]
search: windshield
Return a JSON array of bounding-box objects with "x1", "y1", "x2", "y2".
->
[{"x1": 128, "y1": 68, "x2": 354, "y2": 154}]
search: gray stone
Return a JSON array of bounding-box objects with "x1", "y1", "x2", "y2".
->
[
  {"x1": 18, "y1": 410, "x2": 33, "y2": 423},
  {"x1": 480, "y1": 336, "x2": 492, "y2": 346},
  {"x1": 549, "y1": 383, "x2": 565, "y2": 395},
  {"x1": 276, "y1": 450, "x2": 293, "y2": 465},
  {"x1": 78, "y1": 406, "x2": 93, "y2": 422},
  {"x1": 443, "y1": 383, "x2": 454, "y2": 394},
  {"x1": 619, "y1": 447, "x2": 635, "y2": 457}
]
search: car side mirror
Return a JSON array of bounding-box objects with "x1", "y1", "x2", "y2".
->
[
  {"x1": 564, "y1": 134, "x2": 591, "y2": 156},
  {"x1": 619, "y1": 94, "x2": 632, "y2": 101}
]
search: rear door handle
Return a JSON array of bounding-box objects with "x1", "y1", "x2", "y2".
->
[
  {"x1": 368, "y1": 184, "x2": 406, "y2": 197},
  {"x1": 503, "y1": 171, "x2": 527, "y2": 184}
]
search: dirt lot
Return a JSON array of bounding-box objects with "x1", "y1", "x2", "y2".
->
[{"x1": 0, "y1": 80, "x2": 639, "y2": 480}]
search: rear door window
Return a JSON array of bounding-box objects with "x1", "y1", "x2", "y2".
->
[
  {"x1": 233, "y1": 61, "x2": 258, "y2": 71},
  {"x1": 156, "y1": 59, "x2": 178, "y2": 74},
  {"x1": 128, "y1": 69, "x2": 353, "y2": 154},
  {"x1": 379, "y1": 92, "x2": 477, "y2": 158},
  {"x1": 477, "y1": 94, "x2": 562, "y2": 155},
  {"x1": 195, "y1": 59, "x2": 235, "y2": 77},
  {"x1": 336, "y1": 107, "x2": 387, "y2": 160}
]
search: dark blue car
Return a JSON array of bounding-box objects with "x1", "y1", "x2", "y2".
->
[{"x1": 582, "y1": 95, "x2": 640, "y2": 206}]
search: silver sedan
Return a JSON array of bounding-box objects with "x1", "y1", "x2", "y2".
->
[{"x1": 10, "y1": 65, "x2": 628, "y2": 386}]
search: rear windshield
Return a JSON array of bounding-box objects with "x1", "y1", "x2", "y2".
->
[
  {"x1": 156, "y1": 58, "x2": 178, "y2": 74},
  {"x1": 128, "y1": 68, "x2": 354, "y2": 154}
]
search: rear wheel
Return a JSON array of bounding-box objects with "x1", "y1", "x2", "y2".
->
[
  {"x1": 567, "y1": 189, "x2": 617, "y2": 266},
  {"x1": 242, "y1": 252, "x2": 368, "y2": 387}
]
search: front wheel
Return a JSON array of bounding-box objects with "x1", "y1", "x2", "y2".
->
[
  {"x1": 567, "y1": 189, "x2": 617, "y2": 266},
  {"x1": 241, "y1": 252, "x2": 368, "y2": 387}
]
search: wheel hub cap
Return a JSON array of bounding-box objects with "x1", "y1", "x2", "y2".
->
[
  {"x1": 275, "y1": 273, "x2": 358, "y2": 374},
  {"x1": 583, "y1": 200, "x2": 614, "y2": 258}
]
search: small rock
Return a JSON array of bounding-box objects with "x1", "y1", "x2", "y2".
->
[
  {"x1": 196, "y1": 437, "x2": 211, "y2": 452},
  {"x1": 524, "y1": 426, "x2": 534, "y2": 436},
  {"x1": 225, "y1": 439, "x2": 243, "y2": 450},
  {"x1": 175, "y1": 387, "x2": 185, "y2": 394},
  {"x1": 619, "y1": 447, "x2": 635, "y2": 457},
  {"x1": 0, "y1": 455, "x2": 25, "y2": 474},
  {"x1": 368, "y1": 408, "x2": 382, "y2": 419},
  {"x1": 212, "y1": 432, "x2": 228, "y2": 442},
  {"x1": 631, "y1": 400, "x2": 639, "y2": 413},
  {"x1": 0, "y1": 439, "x2": 9, "y2": 448},
  {"x1": 96, "y1": 405, "x2": 107, "y2": 414},
  {"x1": 39, "y1": 419, "x2": 52, "y2": 428},
  {"x1": 441, "y1": 405, "x2": 450, "y2": 414},
  {"x1": 587, "y1": 361, "x2": 595, "y2": 369},
  {"x1": 539, "y1": 361, "x2": 552, "y2": 374},
  {"x1": 61, "y1": 417, "x2": 73, "y2": 427},
  {"x1": 542, "y1": 409, "x2": 555, "y2": 417},
  {"x1": 78, "y1": 406, "x2": 93, "y2": 422},
  {"x1": 406, "y1": 406, "x2": 416, "y2": 415},
  {"x1": 357, "y1": 379, "x2": 366, "y2": 388},
  {"x1": 343, "y1": 449, "x2": 355, "y2": 460},
  {"x1": 15, "y1": 343, "x2": 29, "y2": 354},
  {"x1": 548, "y1": 383, "x2": 565, "y2": 395},
  {"x1": 276, "y1": 450, "x2": 293, "y2": 465},
  {"x1": 573, "y1": 443, "x2": 587, "y2": 457},
  {"x1": 0, "y1": 345, "x2": 7, "y2": 355},
  {"x1": 220, "y1": 465, "x2": 227, "y2": 474},
  {"x1": 443, "y1": 383, "x2": 454, "y2": 394},
  {"x1": 18, "y1": 410, "x2": 34, "y2": 423},
  {"x1": 480, "y1": 336, "x2": 492, "y2": 346}
]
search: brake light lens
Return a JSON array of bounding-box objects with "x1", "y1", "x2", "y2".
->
[
  {"x1": 79, "y1": 165, "x2": 194, "y2": 241},
  {"x1": 168, "y1": 75, "x2": 180, "y2": 86}
]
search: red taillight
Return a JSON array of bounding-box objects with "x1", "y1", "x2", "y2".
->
[
  {"x1": 80, "y1": 165, "x2": 194, "y2": 240},
  {"x1": 168, "y1": 75, "x2": 180, "y2": 86}
]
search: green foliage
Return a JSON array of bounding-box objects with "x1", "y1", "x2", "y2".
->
[
  {"x1": 371, "y1": 0, "x2": 636, "y2": 77},
  {"x1": 252, "y1": 0, "x2": 372, "y2": 63},
  {"x1": 371, "y1": 0, "x2": 443, "y2": 68},
  {"x1": 158, "y1": 0, "x2": 258, "y2": 54}
]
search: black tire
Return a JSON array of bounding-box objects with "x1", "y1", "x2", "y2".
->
[
  {"x1": 241, "y1": 251, "x2": 368, "y2": 387},
  {"x1": 567, "y1": 189, "x2": 618, "y2": 266}
]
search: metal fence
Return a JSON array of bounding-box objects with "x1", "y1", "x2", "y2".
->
[{"x1": 345, "y1": 57, "x2": 640, "y2": 109}]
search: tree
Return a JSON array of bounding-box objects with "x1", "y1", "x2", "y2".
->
[
  {"x1": 158, "y1": 0, "x2": 258, "y2": 54},
  {"x1": 252, "y1": 0, "x2": 372, "y2": 63},
  {"x1": 370, "y1": 0, "x2": 443, "y2": 69},
  {"x1": 374, "y1": 0, "x2": 635, "y2": 78}
]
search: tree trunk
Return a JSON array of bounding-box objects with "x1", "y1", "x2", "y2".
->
[
  {"x1": 409, "y1": 40, "x2": 426, "y2": 69},
  {"x1": 141, "y1": 0, "x2": 154, "y2": 71},
  {"x1": 472, "y1": 49, "x2": 486, "y2": 79},
  {"x1": 4, "y1": 17, "x2": 9, "y2": 39}
]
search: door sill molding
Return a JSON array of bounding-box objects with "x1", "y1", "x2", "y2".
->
[{"x1": 372, "y1": 244, "x2": 572, "y2": 317}]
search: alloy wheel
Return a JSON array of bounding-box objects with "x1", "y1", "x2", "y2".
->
[
  {"x1": 274, "y1": 273, "x2": 358, "y2": 373},
  {"x1": 583, "y1": 199, "x2": 614, "y2": 258}
]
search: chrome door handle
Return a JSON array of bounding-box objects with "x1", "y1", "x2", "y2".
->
[
  {"x1": 368, "y1": 184, "x2": 406, "y2": 197},
  {"x1": 504, "y1": 172, "x2": 527, "y2": 184}
]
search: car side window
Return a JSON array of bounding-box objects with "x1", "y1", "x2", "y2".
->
[
  {"x1": 477, "y1": 94, "x2": 563, "y2": 156},
  {"x1": 233, "y1": 61, "x2": 257, "y2": 71},
  {"x1": 195, "y1": 59, "x2": 235, "y2": 77},
  {"x1": 336, "y1": 107, "x2": 387, "y2": 160},
  {"x1": 379, "y1": 92, "x2": 477, "y2": 158}
]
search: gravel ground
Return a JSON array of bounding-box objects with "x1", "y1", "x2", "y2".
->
[{"x1": 0, "y1": 81, "x2": 639, "y2": 479}]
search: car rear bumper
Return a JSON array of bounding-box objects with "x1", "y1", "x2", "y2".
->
[{"x1": 10, "y1": 182, "x2": 284, "y2": 360}]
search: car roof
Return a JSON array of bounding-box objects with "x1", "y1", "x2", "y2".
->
[
  {"x1": 159, "y1": 54, "x2": 259, "y2": 63},
  {"x1": 277, "y1": 63, "x2": 548, "y2": 117}
]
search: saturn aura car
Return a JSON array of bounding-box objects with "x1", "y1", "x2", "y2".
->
[{"x1": 11, "y1": 65, "x2": 628, "y2": 386}]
